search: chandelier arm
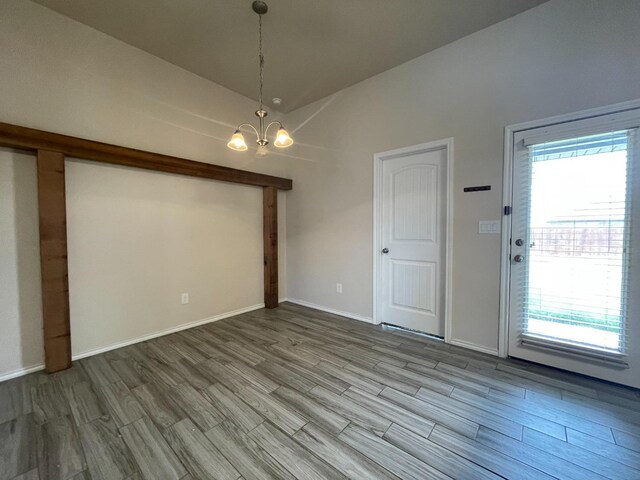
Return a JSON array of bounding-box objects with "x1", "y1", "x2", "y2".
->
[
  {"x1": 236, "y1": 123, "x2": 260, "y2": 140},
  {"x1": 265, "y1": 121, "x2": 283, "y2": 136}
]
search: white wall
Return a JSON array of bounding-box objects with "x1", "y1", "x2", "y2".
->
[
  {"x1": 283, "y1": 0, "x2": 640, "y2": 353},
  {"x1": 0, "y1": 0, "x2": 288, "y2": 379}
]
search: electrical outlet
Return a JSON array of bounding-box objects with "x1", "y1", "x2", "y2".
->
[
  {"x1": 181, "y1": 293, "x2": 189, "y2": 305},
  {"x1": 336, "y1": 283, "x2": 343, "y2": 294}
]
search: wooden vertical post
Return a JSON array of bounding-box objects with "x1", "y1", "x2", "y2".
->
[
  {"x1": 37, "y1": 150, "x2": 72, "y2": 372},
  {"x1": 263, "y1": 186, "x2": 278, "y2": 308}
]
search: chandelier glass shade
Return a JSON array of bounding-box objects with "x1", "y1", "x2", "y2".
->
[{"x1": 228, "y1": 1, "x2": 293, "y2": 153}]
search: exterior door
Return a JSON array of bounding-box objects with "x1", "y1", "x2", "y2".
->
[
  {"x1": 506, "y1": 109, "x2": 640, "y2": 388},
  {"x1": 377, "y1": 144, "x2": 448, "y2": 336}
]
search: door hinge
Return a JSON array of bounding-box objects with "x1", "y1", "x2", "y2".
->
[{"x1": 504, "y1": 206, "x2": 512, "y2": 215}]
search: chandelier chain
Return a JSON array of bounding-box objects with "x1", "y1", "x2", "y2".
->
[{"x1": 258, "y1": 14, "x2": 264, "y2": 111}]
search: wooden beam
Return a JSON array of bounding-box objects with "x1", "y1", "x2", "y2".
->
[
  {"x1": 263, "y1": 186, "x2": 279, "y2": 308},
  {"x1": 2, "y1": 120, "x2": 290, "y2": 373},
  {"x1": 0, "y1": 122, "x2": 292, "y2": 190},
  {"x1": 37, "y1": 150, "x2": 72, "y2": 373}
]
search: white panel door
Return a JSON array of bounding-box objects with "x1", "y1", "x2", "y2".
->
[{"x1": 379, "y1": 147, "x2": 447, "y2": 335}]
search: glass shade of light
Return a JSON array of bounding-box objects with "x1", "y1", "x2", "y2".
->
[
  {"x1": 273, "y1": 127, "x2": 294, "y2": 148},
  {"x1": 227, "y1": 131, "x2": 248, "y2": 151}
]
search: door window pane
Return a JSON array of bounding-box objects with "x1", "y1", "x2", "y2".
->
[{"x1": 524, "y1": 131, "x2": 630, "y2": 352}]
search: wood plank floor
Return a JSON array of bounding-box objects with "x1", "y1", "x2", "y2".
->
[{"x1": 2, "y1": 302, "x2": 639, "y2": 480}]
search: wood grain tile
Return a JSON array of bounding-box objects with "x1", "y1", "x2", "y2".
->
[
  {"x1": 120, "y1": 416, "x2": 187, "y2": 480},
  {"x1": 249, "y1": 422, "x2": 345, "y2": 480},
  {"x1": 0, "y1": 414, "x2": 37, "y2": 480},
  {"x1": 436, "y1": 362, "x2": 525, "y2": 398},
  {"x1": 315, "y1": 361, "x2": 383, "y2": 395},
  {"x1": 11, "y1": 469, "x2": 39, "y2": 480},
  {"x1": 429, "y1": 425, "x2": 555, "y2": 480},
  {"x1": 308, "y1": 385, "x2": 391, "y2": 436},
  {"x1": 196, "y1": 359, "x2": 251, "y2": 393},
  {"x1": 451, "y1": 387, "x2": 566, "y2": 440},
  {"x1": 254, "y1": 361, "x2": 316, "y2": 393},
  {"x1": 294, "y1": 422, "x2": 400, "y2": 479},
  {"x1": 99, "y1": 381, "x2": 146, "y2": 428},
  {"x1": 110, "y1": 359, "x2": 146, "y2": 390},
  {"x1": 486, "y1": 388, "x2": 614, "y2": 441},
  {"x1": 225, "y1": 362, "x2": 279, "y2": 393},
  {"x1": 343, "y1": 386, "x2": 434, "y2": 438},
  {"x1": 2, "y1": 303, "x2": 637, "y2": 480},
  {"x1": 235, "y1": 386, "x2": 307, "y2": 435},
  {"x1": 132, "y1": 383, "x2": 185, "y2": 429},
  {"x1": 272, "y1": 386, "x2": 349, "y2": 435},
  {"x1": 215, "y1": 342, "x2": 265, "y2": 366},
  {"x1": 164, "y1": 418, "x2": 239, "y2": 480},
  {"x1": 371, "y1": 345, "x2": 437, "y2": 368},
  {"x1": 0, "y1": 378, "x2": 33, "y2": 424},
  {"x1": 78, "y1": 417, "x2": 137, "y2": 480},
  {"x1": 37, "y1": 415, "x2": 87, "y2": 480},
  {"x1": 496, "y1": 363, "x2": 597, "y2": 397},
  {"x1": 65, "y1": 380, "x2": 108, "y2": 426},
  {"x1": 166, "y1": 383, "x2": 224, "y2": 432},
  {"x1": 283, "y1": 362, "x2": 350, "y2": 394},
  {"x1": 477, "y1": 426, "x2": 604, "y2": 480},
  {"x1": 338, "y1": 424, "x2": 450, "y2": 480},
  {"x1": 168, "y1": 341, "x2": 206, "y2": 365},
  {"x1": 171, "y1": 359, "x2": 215, "y2": 391},
  {"x1": 522, "y1": 427, "x2": 639, "y2": 479},
  {"x1": 135, "y1": 359, "x2": 184, "y2": 390},
  {"x1": 380, "y1": 387, "x2": 479, "y2": 438},
  {"x1": 344, "y1": 362, "x2": 419, "y2": 395},
  {"x1": 31, "y1": 380, "x2": 70, "y2": 424},
  {"x1": 206, "y1": 421, "x2": 295, "y2": 480},
  {"x1": 375, "y1": 362, "x2": 455, "y2": 396},
  {"x1": 81, "y1": 356, "x2": 121, "y2": 387},
  {"x1": 416, "y1": 386, "x2": 523, "y2": 439},
  {"x1": 383, "y1": 423, "x2": 500, "y2": 480},
  {"x1": 203, "y1": 384, "x2": 262, "y2": 433},
  {"x1": 613, "y1": 428, "x2": 640, "y2": 453}
]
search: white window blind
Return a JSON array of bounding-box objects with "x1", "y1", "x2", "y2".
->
[{"x1": 520, "y1": 129, "x2": 634, "y2": 360}]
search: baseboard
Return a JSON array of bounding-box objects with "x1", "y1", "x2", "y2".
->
[
  {"x1": 0, "y1": 363, "x2": 47, "y2": 383},
  {"x1": 449, "y1": 338, "x2": 499, "y2": 356},
  {"x1": 286, "y1": 298, "x2": 374, "y2": 324},
  {"x1": 0, "y1": 303, "x2": 265, "y2": 382}
]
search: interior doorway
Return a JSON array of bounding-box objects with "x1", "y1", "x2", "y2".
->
[{"x1": 373, "y1": 139, "x2": 452, "y2": 339}]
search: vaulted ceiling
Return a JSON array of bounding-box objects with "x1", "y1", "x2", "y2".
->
[{"x1": 33, "y1": 0, "x2": 547, "y2": 112}]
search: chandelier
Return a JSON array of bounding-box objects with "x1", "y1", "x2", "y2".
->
[{"x1": 227, "y1": 1, "x2": 293, "y2": 155}]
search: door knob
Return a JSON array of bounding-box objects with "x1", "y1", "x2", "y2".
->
[
  {"x1": 513, "y1": 254, "x2": 524, "y2": 263},
  {"x1": 381, "y1": 248, "x2": 389, "y2": 254}
]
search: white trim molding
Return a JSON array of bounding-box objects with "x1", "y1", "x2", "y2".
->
[
  {"x1": 449, "y1": 338, "x2": 499, "y2": 357},
  {"x1": 499, "y1": 98, "x2": 640, "y2": 359},
  {"x1": 0, "y1": 303, "x2": 265, "y2": 382},
  {"x1": 0, "y1": 363, "x2": 48, "y2": 383},
  {"x1": 372, "y1": 138, "x2": 454, "y2": 343},
  {"x1": 286, "y1": 298, "x2": 374, "y2": 324}
]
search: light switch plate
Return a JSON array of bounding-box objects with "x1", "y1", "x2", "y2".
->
[{"x1": 479, "y1": 220, "x2": 501, "y2": 234}]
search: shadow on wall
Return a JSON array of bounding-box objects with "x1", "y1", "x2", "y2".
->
[{"x1": 10, "y1": 150, "x2": 44, "y2": 373}]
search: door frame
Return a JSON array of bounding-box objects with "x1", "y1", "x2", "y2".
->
[
  {"x1": 372, "y1": 138, "x2": 454, "y2": 343},
  {"x1": 498, "y1": 99, "x2": 640, "y2": 358}
]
